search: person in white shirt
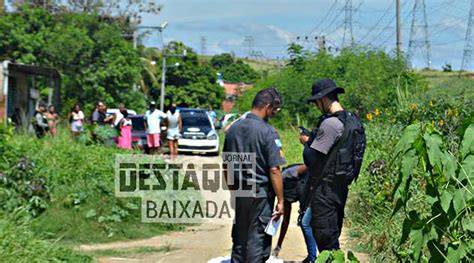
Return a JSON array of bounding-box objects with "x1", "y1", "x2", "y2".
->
[{"x1": 144, "y1": 101, "x2": 167, "y2": 154}]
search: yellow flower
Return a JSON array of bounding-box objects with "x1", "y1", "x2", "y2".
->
[
  {"x1": 438, "y1": 119, "x2": 444, "y2": 127},
  {"x1": 429, "y1": 100, "x2": 434, "y2": 107},
  {"x1": 366, "y1": 112, "x2": 374, "y2": 122},
  {"x1": 454, "y1": 109, "x2": 459, "y2": 117},
  {"x1": 410, "y1": 104, "x2": 417, "y2": 111},
  {"x1": 375, "y1": 108, "x2": 381, "y2": 117},
  {"x1": 447, "y1": 108, "x2": 453, "y2": 117}
]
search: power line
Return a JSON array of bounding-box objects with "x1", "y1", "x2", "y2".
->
[
  {"x1": 307, "y1": 0, "x2": 340, "y2": 36},
  {"x1": 367, "y1": 0, "x2": 409, "y2": 45},
  {"x1": 360, "y1": 0, "x2": 395, "y2": 41},
  {"x1": 320, "y1": 7, "x2": 345, "y2": 36}
]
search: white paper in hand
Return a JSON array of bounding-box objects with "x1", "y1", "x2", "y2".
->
[{"x1": 264, "y1": 216, "x2": 283, "y2": 236}]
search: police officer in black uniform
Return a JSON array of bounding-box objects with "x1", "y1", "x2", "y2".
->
[
  {"x1": 304, "y1": 79, "x2": 348, "y2": 252},
  {"x1": 223, "y1": 87, "x2": 286, "y2": 263}
]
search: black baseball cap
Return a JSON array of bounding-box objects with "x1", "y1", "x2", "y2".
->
[{"x1": 307, "y1": 79, "x2": 345, "y2": 102}]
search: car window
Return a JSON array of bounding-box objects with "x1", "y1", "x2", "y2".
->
[
  {"x1": 130, "y1": 117, "x2": 145, "y2": 131},
  {"x1": 181, "y1": 112, "x2": 211, "y2": 127}
]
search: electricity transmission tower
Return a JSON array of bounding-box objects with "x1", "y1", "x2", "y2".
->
[
  {"x1": 461, "y1": 0, "x2": 474, "y2": 72},
  {"x1": 244, "y1": 36, "x2": 254, "y2": 57},
  {"x1": 342, "y1": 0, "x2": 354, "y2": 47},
  {"x1": 200, "y1": 36, "x2": 207, "y2": 56},
  {"x1": 408, "y1": 0, "x2": 432, "y2": 68}
]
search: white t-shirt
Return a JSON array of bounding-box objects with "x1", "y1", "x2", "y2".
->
[{"x1": 144, "y1": 109, "x2": 167, "y2": 134}]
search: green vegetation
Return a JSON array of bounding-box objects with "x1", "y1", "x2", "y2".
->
[
  {"x1": 0, "y1": 125, "x2": 183, "y2": 261},
  {"x1": 391, "y1": 123, "x2": 473, "y2": 262},
  {"x1": 236, "y1": 45, "x2": 425, "y2": 127},
  {"x1": 0, "y1": 5, "x2": 144, "y2": 114},
  {"x1": 0, "y1": 213, "x2": 91, "y2": 262},
  {"x1": 0, "y1": 4, "x2": 227, "y2": 114},
  {"x1": 210, "y1": 53, "x2": 260, "y2": 83},
  {"x1": 84, "y1": 245, "x2": 174, "y2": 258},
  {"x1": 140, "y1": 42, "x2": 225, "y2": 109},
  {"x1": 234, "y1": 43, "x2": 474, "y2": 261}
]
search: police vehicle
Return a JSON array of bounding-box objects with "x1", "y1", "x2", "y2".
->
[{"x1": 178, "y1": 108, "x2": 219, "y2": 156}]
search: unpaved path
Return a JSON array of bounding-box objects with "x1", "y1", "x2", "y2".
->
[{"x1": 78, "y1": 156, "x2": 369, "y2": 262}]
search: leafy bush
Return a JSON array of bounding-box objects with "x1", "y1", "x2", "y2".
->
[
  {"x1": 235, "y1": 46, "x2": 425, "y2": 127},
  {"x1": 0, "y1": 212, "x2": 91, "y2": 262},
  {"x1": 390, "y1": 123, "x2": 473, "y2": 262},
  {"x1": 210, "y1": 53, "x2": 259, "y2": 83},
  {"x1": 0, "y1": 5, "x2": 144, "y2": 115},
  {"x1": 3, "y1": 127, "x2": 181, "y2": 244}
]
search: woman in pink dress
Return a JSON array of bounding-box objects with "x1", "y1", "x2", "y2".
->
[{"x1": 117, "y1": 109, "x2": 132, "y2": 149}]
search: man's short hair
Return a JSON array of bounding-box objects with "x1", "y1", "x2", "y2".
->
[{"x1": 252, "y1": 87, "x2": 282, "y2": 109}]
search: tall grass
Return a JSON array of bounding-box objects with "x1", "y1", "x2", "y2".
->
[{"x1": 8, "y1": 127, "x2": 182, "y2": 244}]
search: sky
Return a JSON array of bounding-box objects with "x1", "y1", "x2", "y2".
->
[{"x1": 138, "y1": 0, "x2": 473, "y2": 70}]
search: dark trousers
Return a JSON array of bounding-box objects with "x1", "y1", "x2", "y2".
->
[
  {"x1": 231, "y1": 196, "x2": 274, "y2": 263},
  {"x1": 310, "y1": 181, "x2": 348, "y2": 251}
]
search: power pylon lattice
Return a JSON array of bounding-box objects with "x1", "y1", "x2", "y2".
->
[
  {"x1": 461, "y1": 0, "x2": 474, "y2": 71},
  {"x1": 408, "y1": 0, "x2": 432, "y2": 68},
  {"x1": 342, "y1": 0, "x2": 354, "y2": 47},
  {"x1": 200, "y1": 36, "x2": 207, "y2": 56},
  {"x1": 244, "y1": 36, "x2": 254, "y2": 57}
]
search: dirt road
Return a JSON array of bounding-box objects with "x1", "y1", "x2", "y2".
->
[{"x1": 78, "y1": 156, "x2": 369, "y2": 262}]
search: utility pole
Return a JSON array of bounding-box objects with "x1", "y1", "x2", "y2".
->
[
  {"x1": 396, "y1": 0, "x2": 402, "y2": 57},
  {"x1": 318, "y1": 36, "x2": 326, "y2": 51},
  {"x1": 461, "y1": 0, "x2": 474, "y2": 72},
  {"x1": 408, "y1": 0, "x2": 432, "y2": 69},
  {"x1": 342, "y1": 0, "x2": 354, "y2": 47}
]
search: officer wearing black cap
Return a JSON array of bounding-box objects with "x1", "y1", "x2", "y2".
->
[
  {"x1": 223, "y1": 87, "x2": 286, "y2": 262},
  {"x1": 303, "y1": 79, "x2": 348, "y2": 252}
]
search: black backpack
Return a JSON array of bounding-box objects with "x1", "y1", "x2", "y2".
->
[{"x1": 332, "y1": 111, "x2": 366, "y2": 184}]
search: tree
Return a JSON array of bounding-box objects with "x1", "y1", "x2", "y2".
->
[
  {"x1": 210, "y1": 53, "x2": 234, "y2": 70},
  {"x1": 0, "y1": 5, "x2": 145, "y2": 114},
  {"x1": 219, "y1": 60, "x2": 259, "y2": 83},
  {"x1": 139, "y1": 42, "x2": 224, "y2": 109},
  {"x1": 287, "y1": 42, "x2": 305, "y2": 72}
]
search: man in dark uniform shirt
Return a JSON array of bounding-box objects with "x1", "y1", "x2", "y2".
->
[
  {"x1": 223, "y1": 87, "x2": 286, "y2": 263},
  {"x1": 305, "y1": 79, "x2": 347, "y2": 253}
]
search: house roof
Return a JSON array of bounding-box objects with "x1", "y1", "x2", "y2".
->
[{"x1": 8, "y1": 62, "x2": 60, "y2": 78}]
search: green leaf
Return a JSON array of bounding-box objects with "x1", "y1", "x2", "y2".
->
[
  {"x1": 459, "y1": 155, "x2": 474, "y2": 183},
  {"x1": 440, "y1": 190, "x2": 453, "y2": 213},
  {"x1": 410, "y1": 228, "x2": 424, "y2": 261},
  {"x1": 395, "y1": 124, "x2": 420, "y2": 156},
  {"x1": 452, "y1": 189, "x2": 465, "y2": 214},
  {"x1": 315, "y1": 250, "x2": 331, "y2": 263},
  {"x1": 392, "y1": 149, "x2": 417, "y2": 214},
  {"x1": 400, "y1": 216, "x2": 413, "y2": 245},
  {"x1": 85, "y1": 209, "x2": 96, "y2": 219},
  {"x1": 332, "y1": 250, "x2": 345, "y2": 262},
  {"x1": 446, "y1": 244, "x2": 461, "y2": 263},
  {"x1": 460, "y1": 124, "x2": 474, "y2": 160},
  {"x1": 424, "y1": 132, "x2": 444, "y2": 173},
  {"x1": 462, "y1": 217, "x2": 474, "y2": 232},
  {"x1": 347, "y1": 251, "x2": 360, "y2": 263}
]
